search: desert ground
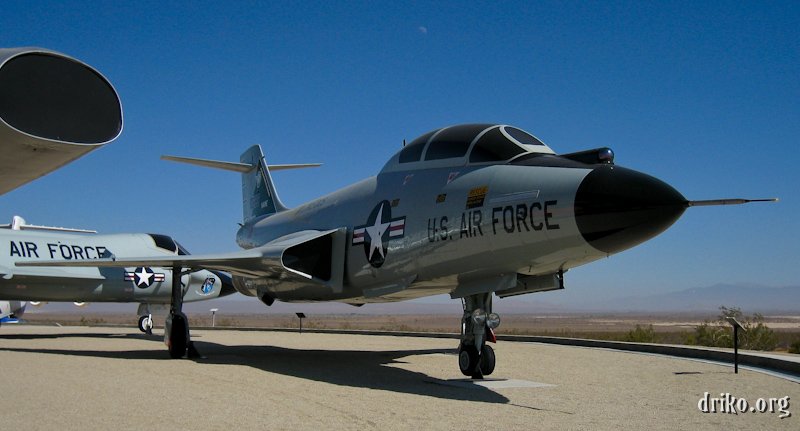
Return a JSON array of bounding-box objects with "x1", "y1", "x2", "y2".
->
[{"x1": 18, "y1": 311, "x2": 800, "y2": 351}]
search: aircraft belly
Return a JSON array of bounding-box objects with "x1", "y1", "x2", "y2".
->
[
  {"x1": 0, "y1": 276, "x2": 132, "y2": 301},
  {"x1": 256, "y1": 281, "x2": 357, "y2": 302},
  {"x1": 0, "y1": 266, "x2": 169, "y2": 302}
]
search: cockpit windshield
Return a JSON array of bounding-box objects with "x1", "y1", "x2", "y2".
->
[
  {"x1": 148, "y1": 234, "x2": 190, "y2": 255},
  {"x1": 425, "y1": 124, "x2": 492, "y2": 161},
  {"x1": 383, "y1": 124, "x2": 554, "y2": 173},
  {"x1": 469, "y1": 127, "x2": 526, "y2": 163}
]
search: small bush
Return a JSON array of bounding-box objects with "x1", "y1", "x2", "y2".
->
[
  {"x1": 624, "y1": 324, "x2": 656, "y2": 343},
  {"x1": 685, "y1": 306, "x2": 777, "y2": 351}
]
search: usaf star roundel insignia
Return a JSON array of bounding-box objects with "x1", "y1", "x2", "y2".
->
[
  {"x1": 124, "y1": 267, "x2": 166, "y2": 289},
  {"x1": 352, "y1": 200, "x2": 406, "y2": 268}
]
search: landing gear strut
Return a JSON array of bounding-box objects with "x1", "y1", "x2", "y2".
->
[
  {"x1": 458, "y1": 292, "x2": 500, "y2": 379},
  {"x1": 165, "y1": 265, "x2": 202, "y2": 359}
]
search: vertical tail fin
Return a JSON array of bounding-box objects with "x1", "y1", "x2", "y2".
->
[
  {"x1": 239, "y1": 145, "x2": 287, "y2": 222},
  {"x1": 161, "y1": 146, "x2": 320, "y2": 224}
]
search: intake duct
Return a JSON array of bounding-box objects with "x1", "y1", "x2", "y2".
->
[{"x1": 0, "y1": 47, "x2": 123, "y2": 194}]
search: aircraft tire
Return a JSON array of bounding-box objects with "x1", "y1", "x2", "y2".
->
[
  {"x1": 138, "y1": 315, "x2": 149, "y2": 333},
  {"x1": 479, "y1": 344, "x2": 495, "y2": 376},
  {"x1": 458, "y1": 345, "x2": 479, "y2": 377},
  {"x1": 167, "y1": 314, "x2": 188, "y2": 359}
]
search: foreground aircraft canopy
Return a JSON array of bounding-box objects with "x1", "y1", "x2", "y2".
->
[
  {"x1": 2, "y1": 216, "x2": 235, "y2": 332},
  {"x1": 21, "y1": 124, "x2": 776, "y2": 376},
  {"x1": 0, "y1": 47, "x2": 122, "y2": 195}
]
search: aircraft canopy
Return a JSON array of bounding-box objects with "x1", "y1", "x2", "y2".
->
[{"x1": 382, "y1": 124, "x2": 554, "y2": 173}]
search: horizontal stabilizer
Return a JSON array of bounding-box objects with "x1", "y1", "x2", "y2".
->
[
  {"x1": 161, "y1": 155, "x2": 321, "y2": 173},
  {"x1": 688, "y1": 198, "x2": 778, "y2": 207},
  {"x1": 0, "y1": 215, "x2": 96, "y2": 233}
]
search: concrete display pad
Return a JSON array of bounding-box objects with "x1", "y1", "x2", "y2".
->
[{"x1": 0, "y1": 326, "x2": 796, "y2": 430}]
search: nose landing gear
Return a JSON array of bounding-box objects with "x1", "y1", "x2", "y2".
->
[
  {"x1": 137, "y1": 314, "x2": 153, "y2": 335},
  {"x1": 458, "y1": 293, "x2": 500, "y2": 379}
]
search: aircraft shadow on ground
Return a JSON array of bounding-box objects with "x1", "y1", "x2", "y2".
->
[
  {"x1": 193, "y1": 340, "x2": 510, "y2": 404},
  {"x1": 0, "y1": 332, "x2": 157, "y2": 341},
  {"x1": 0, "y1": 331, "x2": 167, "y2": 359},
  {"x1": 0, "y1": 331, "x2": 510, "y2": 404}
]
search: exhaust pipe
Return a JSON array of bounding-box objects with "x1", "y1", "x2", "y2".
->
[{"x1": 0, "y1": 47, "x2": 123, "y2": 194}]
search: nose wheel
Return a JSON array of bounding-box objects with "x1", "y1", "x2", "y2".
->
[
  {"x1": 479, "y1": 344, "x2": 495, "y2": 375},
  {"x1": 458, "y1": 345, "x2": 479, "y2": 377},
  {"x1": 458, "y1": 293, "x2": 500, "y2": 379},
  {"x1": 137, "y1": 314, "x2": 153, "y2": 335},
  {"x1": 458, "y1": 342, "x2": 497, "y2": 378}
]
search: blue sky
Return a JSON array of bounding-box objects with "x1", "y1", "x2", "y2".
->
[{"x1": 1, "y1": 1, "x2": 798, "y2": 305}]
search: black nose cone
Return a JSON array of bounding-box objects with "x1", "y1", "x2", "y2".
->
[{"x1": 575, "y1": 166, "x2": 687, "y2": 254}]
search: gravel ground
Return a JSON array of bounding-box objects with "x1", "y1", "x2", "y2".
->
[{"x1": 0, "y1": 325, "x2": 796, "y2": 430}]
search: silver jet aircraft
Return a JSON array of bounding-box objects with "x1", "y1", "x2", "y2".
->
[
  {"x1": 21, "y1": 124, "x2": 775, "y2": 377},
  {"x1": 1, "y1": 215, "x2": 235, "y2": 332},
  {"x1": 0, "y1": 46, "x2": 234, "y2": 332}
]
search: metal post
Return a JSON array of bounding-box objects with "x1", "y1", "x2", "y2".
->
[
  {"x1": 733, "y1": 325, "x2": 739, "y2": 374},
  {"x1": 210, "y1": 308, "x2": 218, "y2": 327},
  {"x1": 725, "y1": 317, "x2": 745, "y2": 375},
  {"x1": 171, "y1": 265, "x2": 183, "y2": 314}
]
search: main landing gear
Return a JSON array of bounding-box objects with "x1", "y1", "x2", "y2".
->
[
  {"x1": 137, "y1": 314, "x2": 153, "y2": 335},
  {"x1": 165, "y1": 265, "x2": 202, "y2": 359},
  {"x1": 458, "y1": 292, "x2": 500, "y2": 379}
]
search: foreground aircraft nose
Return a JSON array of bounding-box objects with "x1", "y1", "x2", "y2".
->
[{"x1": 575, "y1": 166, "x2": 687, "y2": 254}]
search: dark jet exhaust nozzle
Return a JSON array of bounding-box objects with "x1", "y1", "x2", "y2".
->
[
  {"x1": 210, "y1": 270, "x2": 237, "y2": 298},
  {"x1": 0, "y1": 47, "x2": 123, "y2": 195},
  {"x1": 575, "y1": 165, "x2": 687, "y2": 255}
]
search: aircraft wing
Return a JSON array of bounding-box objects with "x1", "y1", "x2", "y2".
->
[
  {"x1": 0, "y1": 48, "x2": 123, "y2": 195},
  {"x1": 16, "y1": 228, "x2": 346, "y2": 285}
]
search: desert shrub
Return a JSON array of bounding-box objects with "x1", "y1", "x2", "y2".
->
[
  {"x1": 624, "y1": 324, "x2": 656, "y2": 343},
  {"x1": 741, "y1": 314, "x2": 778, "y2": 351},
  {"x1": 686, "y1": 306, "x2": 777, "y2": 351},
  {"x1": 685, "y1": 321, "x2": 731, "y2": 347},
  {"x1": 788, "y1": 338, "x2": 800, "y2": 354}
]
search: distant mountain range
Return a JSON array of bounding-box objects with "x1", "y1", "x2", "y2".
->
[{"x1": 590, "y1": 283, "x2": 800, "y2": 313}]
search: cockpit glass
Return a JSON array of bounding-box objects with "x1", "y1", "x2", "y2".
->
[
  {"x1": 469, "y1": 127, "x2": 526, "y2": 163},
  {"x1": 399, "y1": 130, "x2": 434, "y2": 163},
  {"x1": 425, "y1": 124, "x2": 490, "y2": 161},
  {"x1": 175, "y1": 240, "x2": 190, "y2": 256},
  {"x1": 505, "y1": 126, "x2": 545, "y2": 146},
  {"x1": 148, "y1": 234, "x2": 178, "y2": 254}
]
